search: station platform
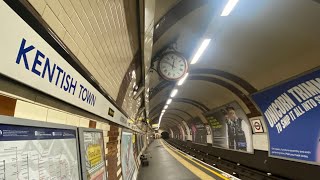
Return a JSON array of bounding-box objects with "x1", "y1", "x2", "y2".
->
[{"x1": 138, "y1": 139, "x2": 237, "y2": 180}]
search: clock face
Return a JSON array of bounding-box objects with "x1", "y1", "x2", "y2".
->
[{"x1": 158, "y1": 52, "x2": 188, "y2": 80}]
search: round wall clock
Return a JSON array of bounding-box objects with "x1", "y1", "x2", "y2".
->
[{"x1": 158, "y1": 52, "x2": 188, "y2": 81}]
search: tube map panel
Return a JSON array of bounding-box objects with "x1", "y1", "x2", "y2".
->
[{"x1": 0, "y1": 124, "x2": 80, "y2": 179}]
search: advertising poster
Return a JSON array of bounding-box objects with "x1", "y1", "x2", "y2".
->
[
  {"x1": 206, "y1": 125, "x2": 212, "y2": 135},
  {"x1": 79, "y1": 129, "x2": 106, "y2": 180},
  {"x1": 204, "y1": 102, "x2": 253, "y2": 153},
  {"x1": 178, "y1": 124, "x2": 186, "y2": 141},
  {"x1": 121, "y1": 132, "x2": 137, "y2": 180},
  {"x1": 0, "y1": 117, "x2": 80, "y2": 179},
  {"x1": 251, "y1": 69, "x2": 320, "y2": 165},
  {"x1": 188, "y1": 117, "x2": 207, "y2": 145}
]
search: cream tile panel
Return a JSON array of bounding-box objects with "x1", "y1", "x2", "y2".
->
[
  {"x1": 45, "y1": 0, "x2": 62, "y2": 17},
  {"x1": 79, "y1": 117, "x2": 90, "y2": 127},
  {"x1": 42, "y1": 5, "x2": 66, "y2": 39},
  {"x1": 58, "y1": 0, "x2": 75, "y2": 18},
  {"x1": 14, "y1": 100, "x2": 48, "y2": 122},
  {"x1": 28, "y1": 0, "x2": 46, "y2": 15},
  {"x1": 117, "y1": 160, "x2": 120, "y2": 166},
  {"x1": 102, "y1": 123, "x2": 111, "y2": 131},
  {"x1": 119, "y1": 176, "x2": 122, "y2": 180},
  {"x1": 63, "y1": 32, "x2": 79, "y2": 56},
  {"x1": 46, "y1": 109, "x2": 67, "y2": 124},
  {"x1": 116, "y1": 168, "x2": 121, "y2": 177},
  {"x1": 66, "y1": 114, "x2": 80, "y2": 126},
  {"x1": 58, "y1": 9, "x2": 77, "y2": 38},
  {"x1": 95, "y1": 121, "x2": 103, "y2": 129},
  {"x1": 104, "y1": 137, "x2": 109, "y2": 143}
]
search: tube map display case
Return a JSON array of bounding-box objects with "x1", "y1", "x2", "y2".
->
[{"x1": 0, "y1": 115, "x2": 81, "y2": 180}]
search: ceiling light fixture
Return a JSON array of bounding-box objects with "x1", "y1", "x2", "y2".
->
[
  {"x1": 158, "y1": 117, "x2": 162, "y2": 129},
  {"x1": 177, "y1": 73, "x2": 189, "y2": 86},
  {"x1": 170, "y1": 89, "x2": 178, "y2": 97},
  {"x1": 221, "y1": 0, "x2": 239, "y2": 16},
  {"x1": 164, "y1": 105, "x2": 168, "y2": 109},
  {"x1": 162, "y1": 110, "x2": 165, "y2": 113},
  {"x1": 190, "y1": 39, "x2": 211, "y2": 64},
  {"x1": 166, "y1": 98, "x2": 172, "y2": 104}
]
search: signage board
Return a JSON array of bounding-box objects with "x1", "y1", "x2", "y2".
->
[
  {"x1": 252, "y1": 69, "x2": 320, "y2": 165},
  {"x1": 0, "y1": 115, "x2": 81, "y2": 179},
  {"x1": 78, "y1": 128, "x2": 107, "y2": 180},
  {"x1": 203, "y1": 102, "x2": 253, "y2": 153},
  {"x1": 0, "y1": 1, "x2": 128, "y2": 128}
]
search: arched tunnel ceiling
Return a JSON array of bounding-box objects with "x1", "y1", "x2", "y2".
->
[{"x1": 148, "y1": 0, "x2": 320, "y2": 129}]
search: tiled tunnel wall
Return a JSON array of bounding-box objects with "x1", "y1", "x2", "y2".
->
[
  {"x1": 23, "y1": 0, "x2": 141, "y2": 120},
  {"x1": 27, "y1": 0, "x2": 134, "y2": 100}
]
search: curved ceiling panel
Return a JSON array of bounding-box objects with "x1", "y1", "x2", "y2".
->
[{"x1": 196, "y1": 0, "x2": 320, "y2": 90}]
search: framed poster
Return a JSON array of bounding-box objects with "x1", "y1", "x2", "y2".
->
[
  {"x1": 251, "y1": 69, "x2": 320, "y2": 165},
  {"x1": 0, "y1": 115, "x2": 81, "y2": 179},
  {"x1": 188, "y1": 117, "x2": 207, "y2": 145},
  {"x1": 78, "y1": 128, "x2": 107, "y2": 180},
  {"x1": 203, "y1": 102, "x2": 253, "y2": 153},
  {"x1": 121, "y1": 131, "x2": 138, "y2": 180}
]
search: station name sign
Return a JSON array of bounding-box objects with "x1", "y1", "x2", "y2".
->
[{"x1": 0, "y1": 1, "x2": 128, "y2": 127}]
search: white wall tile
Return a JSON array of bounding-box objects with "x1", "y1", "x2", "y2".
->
[
  {"x1": 42, "y1": 5, "x2": 66, "y2": 39},
  {"x1": 28, "y1": 0, "x2": 46, "y2": 15},
  {"x1": 14, "y1": 100, "x2": 48, "y2": 122},
  {"x1": 63, "y1": 32, "x2": 79, "y2": 55},
  {"x1": 45, "y1": 0, "x2": 62, "y2": 17},
  {"x1": 58, "y1": 0, "x2": 75, "y2": 18},
  {"x1": 116, "y1": 168, "x2": 121, "y2": 177},
  {"x1": 46, "y1": 109, "x2": 67, "y2": 124},
  {"x1": 58, "y1": 9, "x2": 76, "y2": 36},
  {"x1": 79, "y1": 117, "x2": 89, "y2": 127},
  {"x1": 66, "y1": 114, "x2": 80, "y2": 126}
]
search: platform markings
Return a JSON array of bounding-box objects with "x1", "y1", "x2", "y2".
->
[{"x1": 160, "y1": 140, "x2": 225, "y2": 180}]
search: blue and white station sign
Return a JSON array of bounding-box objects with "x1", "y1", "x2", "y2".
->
[{"x1": 0, "y1": 1, "x2": 128, "y2": 127}]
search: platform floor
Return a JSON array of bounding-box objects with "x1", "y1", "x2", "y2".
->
[{"x1": 137, "y1": 139, "x2": 229, "y2": 180}]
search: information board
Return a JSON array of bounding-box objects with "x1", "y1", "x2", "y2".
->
[
  {"x1": 78, "y1": 128, "x2": 107, "y2": 180},
  {"x1": 0, "y1": 115, "x2": 81, "y2": 179},
  {"x1": 252, "y1": 69, "x2": 320, "y2": 165}
]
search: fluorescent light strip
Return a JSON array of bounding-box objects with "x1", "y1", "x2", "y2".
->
[
  {"x1": 170, "y1": 89, "x2": 178, "y2": 97},
  {"x1": 166, "y1": 99, "x2": 172, "y2": 104},
  {"x1": 178, "y1": 73, "x2": 189, "y2": 86},
  {"x1": 164, "y1": 105, "x2": 168, "y2": 109},
  {"x1": 221, "y1": 0, "x2": 239, "y2": 16},
  {"x1": 191, "y1": 39, "x2": 211, "y2": 64}
]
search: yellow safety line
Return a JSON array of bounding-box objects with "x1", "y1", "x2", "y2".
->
[
  {"x1": 161, "y1": 140, "x2": 229, "y2": 180},
  {"x1": 160, "y1": 140, "x2": 215, "y2": 180}
]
